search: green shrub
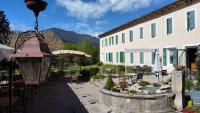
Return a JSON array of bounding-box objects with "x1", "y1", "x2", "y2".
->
[
  {"x1": 138, "y1": 80, "x2": 149, "y2": 86},
  {"x1": 185, "y1": 79, "x2": 193, "y2": 90},
  {"x1": 111, "y1": 86, "x2": 121, "y2": 92},
  {"x1": 195, "y1": 82, "x2": 200, "y2": 90},
  {"x1": 118, "y1": 65, "x2": 125, "y2": 72},
  {"x1": 195, "y1": 106, "x2": 200, "y2": 113},
  {"x1": 97, "y1": 62, "x2": 103, "y2": 66},
  {"x1": 153, "y1": 83, "x2": 161, "y2": 88},
  {"x1": 104, "y1": 75, "x2": 115, "y2": 90}
]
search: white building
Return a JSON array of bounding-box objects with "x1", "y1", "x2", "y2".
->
[{"x1": 99, "y1": 0, "x2": 200, "y2": 72}]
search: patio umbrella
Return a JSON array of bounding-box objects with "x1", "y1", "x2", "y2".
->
[
  {"x1": 153, "y1": 50, "x2": 162, "y2": 81},
  {"x1": 0, "y1": 44, "x2": 14, "y2": 62}
]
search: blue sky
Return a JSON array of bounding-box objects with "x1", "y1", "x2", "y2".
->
[{"x1": 0, "y1": 0, "x2": 175, "y2": 37}]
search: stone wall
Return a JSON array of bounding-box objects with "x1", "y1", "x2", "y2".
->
[{"x1": 99, "y1": 89, "x2": 172, "y2": 113}]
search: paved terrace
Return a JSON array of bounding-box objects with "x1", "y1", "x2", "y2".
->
[
  {"x1": 11, "y1": 75, "x2": 179, "y2": 113},
  {"x1": 20, "y1": 79, "x2": 89, "y2": 113}
]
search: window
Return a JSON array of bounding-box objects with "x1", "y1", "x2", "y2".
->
[
  {"x1": 187, "y1": 10, "x2": 195, "y2": 31},
  {"x1": 112, "y1": 37, "x2": 114, "y2": 45},
  {"x1": 116, "y1": 35, "x2": 118, "y2": 44},
  {"x1": 130, "y1": 52, "x2": 134, "y2": 64},
  {"x1": 106, "y1": 53, "x2": 108, "y2": 62},
  {"x1": 163, "y1": 48, "x2": 167, "y2": 66},
  {"x1": 163, "y1": 48, "x2": 177, "y2": 66},
  {"x1": 109, "y1": 37, "x2": 111, "y2": 45},
  {"x1": 168, "y1": 48, "x2": 177, "y2": 66},
  {"x1": 167, "y1": 18, "x2": 173, "y2": 34},
  {"x1": 122, "y1": 33, "x2": 125, "y2": 43},
  {"x1": 116, "y1": 52, "x2": 119, "y2": 63},
  {"x1": 109, "y1": 52, "x2": 113, "y2": 62},
  {"x1": 151, "y1": 23, "x2": 156, "y2": 38},
  {"x1": 130, "y1": 30, "x2": 133, "y2": 42},
  {"x1": 140, "y1": 27, "x2": 143, "y2": 39},
  {"x1": 105, "y1": 39, "x2": 108, "y2": 46},
  {"x1": 140, "y1": 52, "x2": 144, "y2": 64},
  {"x1": 120, "y1": 51, "x2": 125, "y2": 63}
]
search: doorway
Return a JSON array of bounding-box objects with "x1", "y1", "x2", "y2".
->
[{"x1": 186, "y1": 46, "x2": 198, "y2": 70}]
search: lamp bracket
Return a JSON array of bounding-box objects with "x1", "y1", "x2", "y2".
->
[{"x1": 14, "y1": 31, "x2": 45, "y2": 53}]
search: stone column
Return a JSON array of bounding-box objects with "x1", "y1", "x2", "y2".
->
[{"x1": 171, "y1": 71, "x2": 185, "y2": 111}]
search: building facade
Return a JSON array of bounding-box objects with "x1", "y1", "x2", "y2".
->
[{"x1": 99, "y1": 0, "x2": 200, "y2": 72}]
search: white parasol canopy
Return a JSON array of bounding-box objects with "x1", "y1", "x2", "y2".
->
[
  {"x1": 0, "y1": 44, "x2": 14, "y2": 61},
  {"x1": 52, "y1": 50, "x2": 91, "y2": 58},
  {"x1": 153, "y1": 49, "x2": 162, "y2": 75}
]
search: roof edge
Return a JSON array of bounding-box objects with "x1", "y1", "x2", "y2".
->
[{"x1": 99, "y1": 0, "x2": 198, "y2": 38}]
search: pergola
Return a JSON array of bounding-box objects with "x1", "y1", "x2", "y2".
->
[
  {"x1": 52, "y1": 50, "x2": 91, "y2": 58},
  {"x1": 52, "y1": 49, "x2": 91, "y2": 70}
]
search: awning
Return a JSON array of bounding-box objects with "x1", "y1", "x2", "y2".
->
[
  {"x1": 125, "y1": 48, "x2": 158, "y2": 53},
  {"x1": 52, "y1": 50, "x2": 91, "y2": 58}
]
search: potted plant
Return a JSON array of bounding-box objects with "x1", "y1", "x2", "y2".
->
[
  {"x1": 104, "y1": 75, "x2": 114, "y2": 90},
  {"x1": 175, "y1": 65, "x2": 185, "y2": 71}
]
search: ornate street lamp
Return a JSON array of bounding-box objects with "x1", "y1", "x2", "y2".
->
[{"x1": 11, "y1": 0, "x2": 53, "y2": 85}]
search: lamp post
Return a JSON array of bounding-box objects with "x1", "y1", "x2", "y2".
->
[
  {"x1": 11, "y1": 0, "x2": 52, "y2": 85},
  {"x1": 9, "y1": 0, "x2": 53, "y2": 112}
]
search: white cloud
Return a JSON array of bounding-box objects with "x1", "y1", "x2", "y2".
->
[
  {"x1": 92, "y1": 32, "x2": 102, "y2": 38},
  {"x1": 56, "y1": 0, "x2": 153, "y2": 19},
  {"x1": 10, "y1": 23, "x2": 32, "y2": 31}
]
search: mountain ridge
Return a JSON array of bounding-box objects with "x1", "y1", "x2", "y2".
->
[{"x1": 42, "y1": 27, "x2": 99, "y2": 45}]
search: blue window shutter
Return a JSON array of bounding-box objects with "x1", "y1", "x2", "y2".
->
[
  {"x1": 167, "y1": 18, "x2": 173, "y2": 34},
  {"x1": 116, "y1": 52, "x2": 118, "y2": 63},
  {"x1": 187, "y1": 11, "x2": 195, "y2": 31},
  {"x1": 122, "y1": 33, "x2": 125, "y2": 43},
  {"x1": 140, "y1": 52, "x2": 144, "y2": 64},
  {"x1": 172, "y1": 48, "x2": 177, "y2": 67},
  {"x1": 163, "y1": 48, "x2": 167, "y2": 66},
  {"x1": 111, "y1": 53, "x2": 112, "y2": 62},
  {"x1": 151, "y1": 23, "x2": 156, "y2": 38},
  {"x1": 112, "y1": 37, "x2": 114, "y2": 45},
  {"x1": 116, "y1": 35, "x2": 118, "y2": 44},
  {"x1": 120, "y1": 52, "x2": 125, "y2": 63},
  {"x1": 106, "y1": 53, "x2": 108, "y2": 62},
  {"x1": 130, "y1": 52, "x2": 134, "y2": 64},
  {"x1": 130, "y1": 30, "x2": 133, "y2": 42},
  {"x1": 190, "y1": 11, "x2": 195, "y2": 30},
  {"x1": 187, "y1": 12, "x2": 190, "y2": 31},
  {"x1": 152, "y1": 52, "x2": 155, "y2": 64},
  {"x1": 140, "y1": 27, "x2": 143, "y2": 39}
]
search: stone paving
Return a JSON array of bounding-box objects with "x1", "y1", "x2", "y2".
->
[{"x1": 12, "y1": 76, "x2": 180, "y2": 113}]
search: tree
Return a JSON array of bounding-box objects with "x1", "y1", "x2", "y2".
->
[
  {"x1": 0, "y1": 10, "x2": 10, "y2": 44},
  {"x1": 8, "y1": 31, "x2": 64, "y2": 52}
]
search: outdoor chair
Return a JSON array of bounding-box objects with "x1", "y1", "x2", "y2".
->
[
  {"x1": 132, "y1": 66, "x2": 137, "y2": 74},
  {"x1": 136, "y1": 73, "x2": 143, "y2": 80},
  {"x1": 110, "y1": 68, "x2": 117, "y2": 77},
  {"x1": 143, "y1": 65, "x2": 148, "y2": 75},
  {"x1": 136, "y1": 65, "x2": 140, "y2": 74}
]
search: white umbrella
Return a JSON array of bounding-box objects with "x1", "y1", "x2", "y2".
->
[
  {"x1": 0, "y1": 44, "x2": 14, "y2": 62},
  {"x1": 52, "y1": 50, "x2": 91, "y2": 58},
  {"x1": 153, "y1": 50, "x2": 162, "y2": 81}
]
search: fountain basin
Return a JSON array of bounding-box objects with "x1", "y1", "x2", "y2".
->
[{"x1": 99, "y1": 88, "x2": 173, "y2": 113}]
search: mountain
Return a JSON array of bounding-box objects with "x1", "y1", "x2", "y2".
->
[{"x1": 42, "y1": 28, "x2": 99, "y2": 45}]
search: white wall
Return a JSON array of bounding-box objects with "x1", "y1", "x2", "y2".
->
[{"x1": 100, "y1": 2, "x2": 200, "y2": 71}]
